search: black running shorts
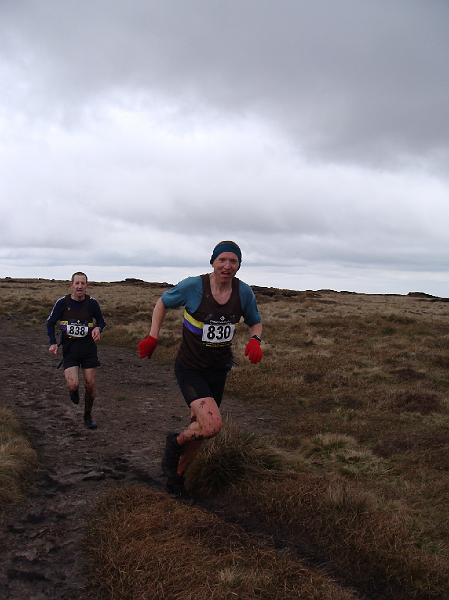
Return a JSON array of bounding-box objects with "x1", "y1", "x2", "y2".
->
[
  {"x1": 63, "y1": 340, "x2": 100, "y2": 370},
  {"x1": 174, "y1": 359, "x2": 230, "y2": 406}
]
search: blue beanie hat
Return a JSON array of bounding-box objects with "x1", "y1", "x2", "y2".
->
[{"x1": 210, "y1": 240, "x2": 242, "y2": 266}]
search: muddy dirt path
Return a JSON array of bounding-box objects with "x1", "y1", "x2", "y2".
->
[{"x1": 0, "y1": 317, "x2": 273, "y2": 600}]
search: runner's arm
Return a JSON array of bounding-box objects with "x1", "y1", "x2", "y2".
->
[
  {"x1": 239, "y1": 281, "x2": 262, "y2": 329},
  {"x1": 149, "y1": 298, "x2": 167, "y2": 339},
  {"x1": 140, "y1": 277, "x2": 200, "y2": 355},
  {"x1": 248, "y1": 322, "x2": 263, "y2": 339},
  {"x1": 90, "y1": 298, "x2": 106, "y2": 341},
  {"x1": 239, "y1": 281, "x2": 263, "y2": 354},
  {"x1": 160, "y1": 276, "x2": 203, "y2": 313},
  {"x1": 91, "y1": 299, "x2": 106, "y2": 331},
  {"x1": 46, "y1": 298, "x2": 65, "y2": 345}
]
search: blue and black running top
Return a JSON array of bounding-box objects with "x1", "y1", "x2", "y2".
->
[
  {"x1": 46, "y1": 294, "x2": 106, "y2": 345},
  {"x1": 162, "y1": 274, "x2": 261, "y2": 370}
]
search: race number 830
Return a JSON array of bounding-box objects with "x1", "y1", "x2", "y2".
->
[{"x1": 202, "y1": 323, "x2": 235, "y2": 343}]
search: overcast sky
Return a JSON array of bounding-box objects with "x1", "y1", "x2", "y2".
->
[{"x1": 1, "y1": 1, "x2": 448, "y2": 295}]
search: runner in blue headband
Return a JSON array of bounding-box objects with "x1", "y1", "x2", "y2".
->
[{"x1": 138, "y1": 240, "x2": 263, "y2": 496}]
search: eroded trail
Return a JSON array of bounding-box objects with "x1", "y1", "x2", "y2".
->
[
  {"x1": 0, "y1": 318, "x2": 275, "y2": 599},
  {"x1": 0, "y1": 318, "x2": 193, "y2": 599}
]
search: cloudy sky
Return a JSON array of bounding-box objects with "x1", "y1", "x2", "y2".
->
[{"x1": 1, "y1": 1, "x2": 448, "y2": 295}]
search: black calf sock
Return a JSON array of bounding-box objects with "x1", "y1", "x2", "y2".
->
[
  {"x1": 70, "y1": 390, "x2": 80, "y2": 405},
  {"x1": 84, "y1": 393, "x2": 94, "y2": 416}
]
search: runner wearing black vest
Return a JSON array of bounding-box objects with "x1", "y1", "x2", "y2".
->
[
  {"x1": 47, "y1": 272, "x2": 106, "y2": 429},
  {"x1": 137, "y1": 241, "x2": 263, "y2": 496}
]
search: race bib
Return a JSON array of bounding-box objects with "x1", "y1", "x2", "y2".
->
[
  {"x1": 202, "y1": 322, "x2": 235, "y2": 344},
  {"x1": 66, "y1": 323, "x2": 89, "y2": 338}
]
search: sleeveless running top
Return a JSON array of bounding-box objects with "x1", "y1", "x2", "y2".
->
[{"x1": 177, "y1": 275, "x2": 243, "y2": 369}]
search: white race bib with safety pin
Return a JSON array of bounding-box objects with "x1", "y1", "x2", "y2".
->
[
  {"x1": 66, "y1": 323, "x2": 89, "y2": 337},
  {"x1": 202, "y1": 322, "x2": 235, "y2": 344}
]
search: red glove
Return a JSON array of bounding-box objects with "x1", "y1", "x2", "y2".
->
[
  {"x1": 137, "y1": 335, "x2": 158, "y2": 359},
  {"x1": 245, "y1": 337, "x2": 263, "y2": 364}
]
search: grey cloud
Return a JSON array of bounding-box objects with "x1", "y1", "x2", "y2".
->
[
  {"x1": 1, "y1": 1, "x2": 449, "y2": 296},
  {"x1": 1, "y1": 1, "x2": 449, "y2": 167}
]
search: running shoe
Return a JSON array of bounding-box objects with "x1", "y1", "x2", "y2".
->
[
  {"x1": 161, "y1": 432, "x2": 182, "y2": 477},
  {"x1": 166, "y1": 473, "x2": 187, "y2": 497},
  {"x1": 84, "y1": 414, "x2": 97, "y2": 430}
]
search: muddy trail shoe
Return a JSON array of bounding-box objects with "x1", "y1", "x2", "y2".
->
[
  {"x1": 166, "y1": 474, "x2": 188, "y2": 498},
  {"x1": 84, "y1": 414, "x2": 97, "y2": 429},
  {"x1": 161, "y1": 432, "x2": 183, "y2": 477},
  {"x1": 70, "y1": 390, "x2": 80, "y2": 404}
]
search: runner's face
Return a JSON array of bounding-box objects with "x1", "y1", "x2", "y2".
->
[
  {"x1": 71, "y1": 276, "x2": 88, "y2": 300},
  {"x1": 212, "y1": 252, "x2": 239, "y2": 282}
]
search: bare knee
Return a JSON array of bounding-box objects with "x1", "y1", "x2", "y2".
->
[
  {"x1": 64, "y1": 367, "x2": 79, "y2": 393},
  {"x1": 187, "y1": 397, "x2": 223, "y2": 441},
  {"x1": 202, "y1": 413, "x2": 223, "y2": 438},
  {"x1": 85, "y1": 381, "x2": 95, "y2": 396},
  {"x1": 65, "y1": 375, "x2": 78, "y2": 393}
]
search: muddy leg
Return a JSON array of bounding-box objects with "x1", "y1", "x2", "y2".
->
[
  {"x1": 64, "y1": 367, "x2": 80, "y2": 404},
  {"x1": 83, "y1": 368, "x2": 97, "y2": 429}
]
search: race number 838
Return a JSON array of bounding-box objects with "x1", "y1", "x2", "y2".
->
[
  {"x1": 67, "y1": 324, "x2": 89, "y2": 337},
  {"x1": 202, "y1": 323, "x2": 235, "y2": 344}
]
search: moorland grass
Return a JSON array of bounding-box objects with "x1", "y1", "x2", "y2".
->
[
  {"x1": 0, "y1": 407, "x2": 37, "y2": 509},
  {"x1": 185, "y1": 418, "x2": 284, "y2": 496},
  {"x1": 186, "y1": 424, "x2": 449, "y2": 599},
  {"x1": 86, "y1": 485, "x2": 360, "y2": 600},
  {"x1": 2, "y1": 278, "x2": 449, "y2": 596}
]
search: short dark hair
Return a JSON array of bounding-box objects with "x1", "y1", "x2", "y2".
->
[{"x1": 71, "y1": 272, "x2": 88, "y2": 283}]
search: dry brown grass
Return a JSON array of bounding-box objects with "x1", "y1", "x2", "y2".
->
[
  {"x1": 185, "y1": 418, "x2": 284, "y2": 496},
  {"x1": 3, "y1": 277, "x2": 449, "y2": 597},
  {"x1": 224, "y1": 292, "x2": 449, "y2": 548},
  {"x1": 235, "y1": 474, "x2": 449, "y2": 599},
  {"x1": 86, "y1": 485, "x2": 360, "y2": 600},
  {"x1": 0, "y1": 407, "x2": 37, "y2": 508},
  {"x1": 186, "y1": 425, "x2": 449, "y2": 599}
]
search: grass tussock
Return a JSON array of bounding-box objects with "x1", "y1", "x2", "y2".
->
[
  {"x1": 185, "y1": 418, "x2": 284, "y2": 496},
  {"x1": 233, "y1": 474, "x2": 449, "y2": 600},
  {"x1": 86, "y1": 485, "x2": 359, "y2": 600},
  {"x1": 388, "y1": 390, "x2": 443, "y2": 414},
  {"x1": 187, "y1": 424, "x2": 449, "y2": 600},
  {"x1": 301, "y1": 432, "x2": 390, "y2": 478},
  {"x1": 0, "y1": 407, "x2": 37, "y2": 507}
]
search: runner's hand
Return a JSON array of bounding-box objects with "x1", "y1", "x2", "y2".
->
[
  {"x1": 49, "y1": 344, "x2": 58, "y2": 355},
  {"x1": 137, "y1": 335, "x2": 158, "y2": 359},
  {"x1": 245, "y1": 338, "x2": 263, "y2": 364}
]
